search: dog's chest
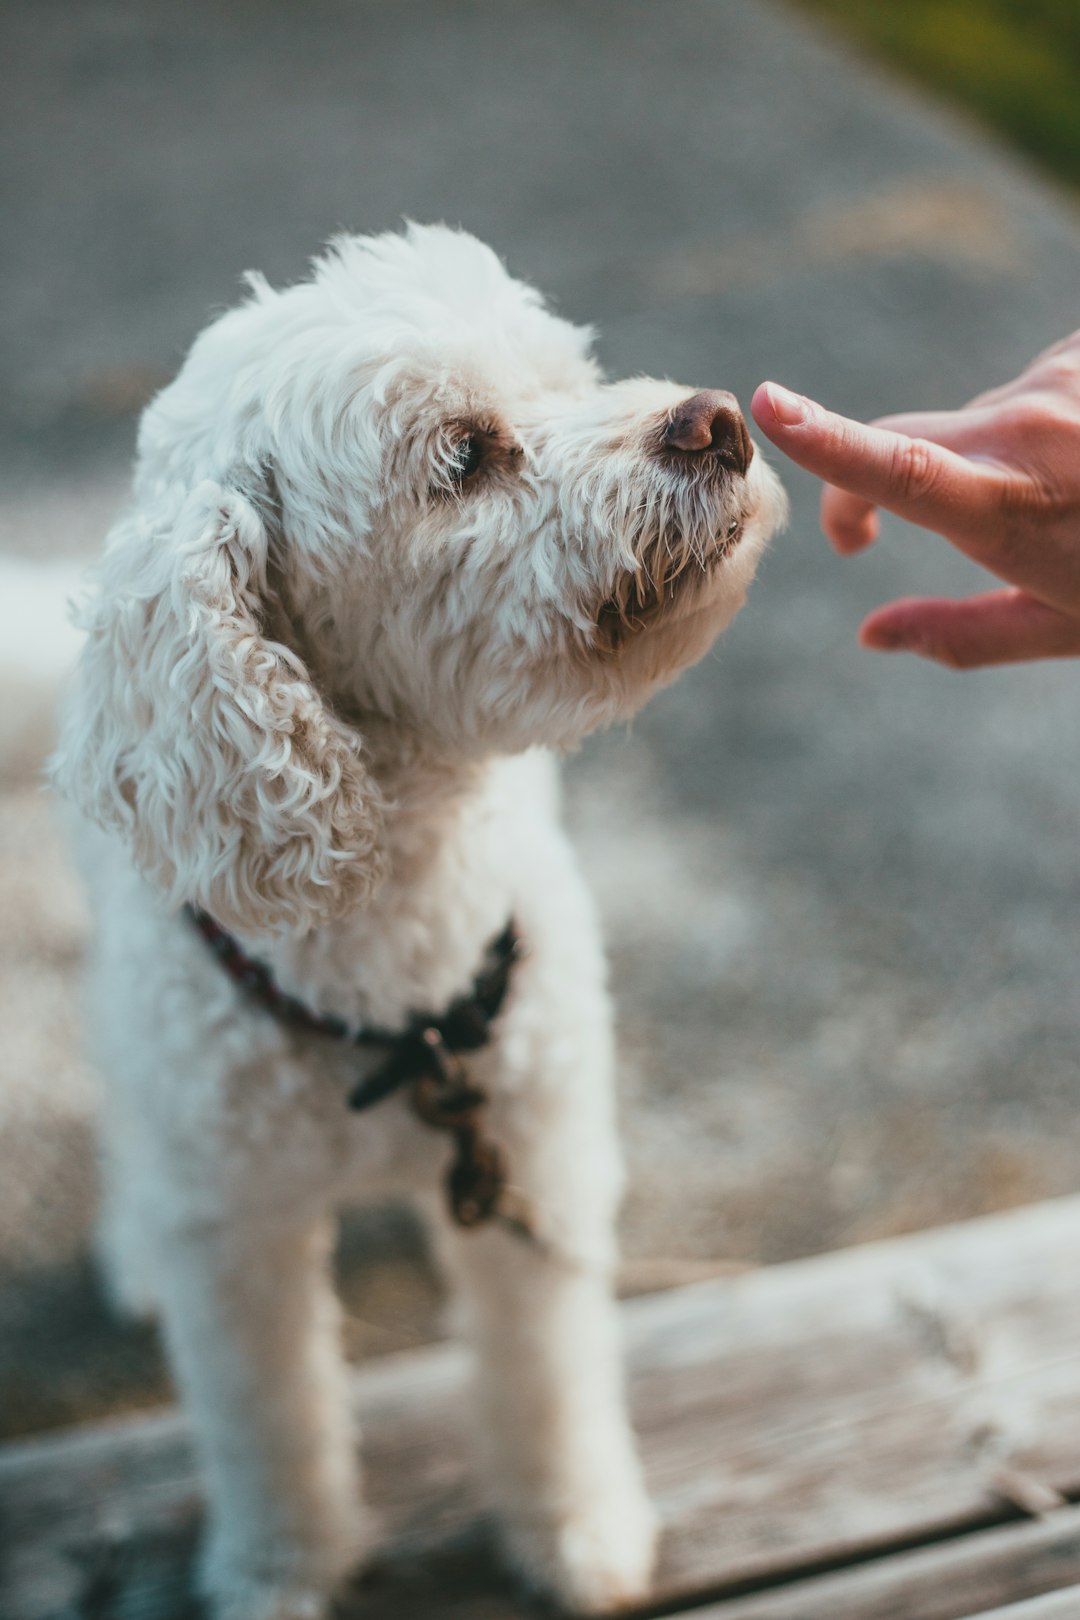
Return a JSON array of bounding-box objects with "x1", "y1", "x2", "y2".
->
[{"x1": 257, "y1": 752, "x2": 559, "y2": 1032}]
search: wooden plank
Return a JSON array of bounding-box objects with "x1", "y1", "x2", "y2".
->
[
  {"x1": 679, "y1": 1507, "x2": 1080, "y2": 1620},
  {"x1": 7, "y1": 1197, "x2": 1080, "y2": 1619},
  {"x1": 963, "y1": 1589, "x2": 1080, "y2": 1620}
]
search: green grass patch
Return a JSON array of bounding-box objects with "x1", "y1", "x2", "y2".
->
[{"x1": 791, "y1": 0, "x2": 1080, "y2": 189}]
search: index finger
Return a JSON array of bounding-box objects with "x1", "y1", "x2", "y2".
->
[
  {"x1": 750, "y1": 383, "x2": 1008, "y2": 556},
  {"x1": 819, "y1": 408, "x2": 987, "y2": 554}
]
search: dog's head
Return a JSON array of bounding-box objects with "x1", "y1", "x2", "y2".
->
[{"x1": 53, "y1": 224, "x2": 786, "y2": 934}]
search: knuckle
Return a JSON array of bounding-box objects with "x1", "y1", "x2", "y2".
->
[
  {"x1": 1032, "y1": 337, "x2": 1080, "y2": 383},
  {"x1": 1005, "y1": 474, "x2": 1058, "y2": 527},
  {"x1": 995, "y1": 393, "x2": 1080, "y2": 475},
  {"x1": 1042, "y1": 354, "x2": 1080, "y2": 390},
  {"x1": 935, "y1": 643, "x2": 977, "y2": 671},
  {"x1": 998, "y1": 393, "x2": 1060, "y2": 440},
  {"x1": 921, "y1": 634, "x2": 978, "y2": 670},
  {"x1": 890, "y1": 436, "x2": 939, "y2": 503}
]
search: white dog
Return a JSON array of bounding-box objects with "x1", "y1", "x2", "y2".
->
[{"x1": 52, "y1": 224, "x2": 786, "y2": 1620}]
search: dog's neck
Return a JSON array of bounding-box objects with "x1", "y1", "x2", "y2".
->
[
  {"x1": 253, "y1": 717, "x2": 522, "y2": 1031},
  {"x1": 266, "y1": 567, "x2": 492, "y2": 882},
  {"x1": 359, "y1": 715, "x2": 492, "y2": 878},
  {"x1": 257, "y1": 578, "x2": 525, "y2": 1027}
]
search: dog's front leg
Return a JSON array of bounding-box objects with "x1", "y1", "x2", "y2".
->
[
  {"x1": 434, "y1": 1140, "x2": 658, "y2": 1612},
  {"x1": 153, "y1": 1215, "x2": 365, "y2": 1620}
]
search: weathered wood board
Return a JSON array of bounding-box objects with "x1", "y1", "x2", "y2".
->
[
  {"x1": 964, "y1": 1592, "x2": 1080, "y2": 1620},
  {"x1": 685, "y1": 1510, "x2": 1080, "y2": 1620},
  {"x1": 7, "y1": 1197, "x2": 1080, "y2": 1619}
]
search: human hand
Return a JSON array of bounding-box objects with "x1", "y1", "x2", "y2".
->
[{"x1": 750, "y1": 331, "x2": 1080, "y2": 667}]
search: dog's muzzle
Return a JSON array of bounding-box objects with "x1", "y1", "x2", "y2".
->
[{"x1": 593, "y1": 392, "x2": 754, "y2": 646}]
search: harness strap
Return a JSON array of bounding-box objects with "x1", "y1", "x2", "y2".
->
[{"x1": 185, "y1": 906, "x2": 533, "y2": 1238}]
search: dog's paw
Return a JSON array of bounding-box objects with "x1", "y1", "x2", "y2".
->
[
  {"x1": 502, "y1": 1485, "x2": 659, "y2": 1614},
  {"x1": 199, "y1": 1528, "x2": 365, "y2": 1620}
]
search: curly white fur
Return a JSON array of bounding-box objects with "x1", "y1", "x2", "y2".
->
[{"x1": 52, "y1": 224, "x2": 786, "y2": 1619}]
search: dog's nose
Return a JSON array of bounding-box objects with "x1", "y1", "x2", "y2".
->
[{"x1": 663, "y1": 390, "x2": 754, "y2": 473}]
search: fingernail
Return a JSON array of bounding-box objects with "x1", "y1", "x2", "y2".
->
[{"x1": 765, "y1": 383, "x2": 808, "y2": 427}]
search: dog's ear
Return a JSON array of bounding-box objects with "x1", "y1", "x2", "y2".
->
[{"x1": 52, "y1": 478, "x2": 385, "y2": 935}]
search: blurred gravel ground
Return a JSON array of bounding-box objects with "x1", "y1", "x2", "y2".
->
[{"x1": 3, "y1": 0, "x2": 1080, "y2": 1439}]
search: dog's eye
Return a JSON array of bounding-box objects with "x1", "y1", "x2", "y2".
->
[{"x1": 451, "y1": 434, "x2": 485, "y2": 483}]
